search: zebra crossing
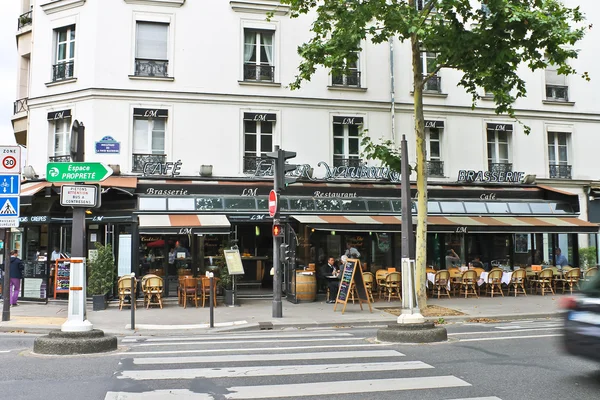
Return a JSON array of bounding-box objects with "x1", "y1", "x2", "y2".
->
[
  {"x1": 105, "y1": 330, "x2": 503, "y2": 400},
  {"x1": 448, "y1": 318, "x2": 563, "y2": 342}
]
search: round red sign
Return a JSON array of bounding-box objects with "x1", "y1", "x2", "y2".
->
[
  {"x1": 2, "y1": 156, "x2": 17, "y2": 170},
  {"x1": 268, "y1": 190, "x2": 277, "y2": 217}
]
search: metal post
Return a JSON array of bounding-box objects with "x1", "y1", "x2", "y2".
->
[
  {"x1": 2, "y1": 229, "x2": 11, "y2": 322},
  {"x1": 209, "y1": 275, "x2": 214, "y2": 328},
  {"x1": 272, "y1": 146, "x2": 282, "y2": 318},
  {"x1": 130, "y1": 273, "x2": 135, "y2": 330},
  {"x1": 231, "y1": 275, "x2": 236, "y2": 307}
]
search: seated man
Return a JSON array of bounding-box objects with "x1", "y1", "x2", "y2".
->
[
  {"x1": 445, "y1": 249, "x2": 461, "y2": 268},
  {"x1": 470, "y1": 256, "x2": 484, "y2": 269},
  {"x1": 320, "y1": 257, "x2": 340, "y2": 304}
]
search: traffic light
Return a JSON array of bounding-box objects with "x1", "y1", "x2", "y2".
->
[
  {"x1": 280, "y1": 243, "x2": 289, "y2": 261},
  {"x1": 272, "y1": 224, "x2": 284, "y2": 237},
  {"x1": 266, "y1": 147, "x2": 297, "y2": 191}
]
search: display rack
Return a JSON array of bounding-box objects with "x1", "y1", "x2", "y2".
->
[{"x1": 54, "y1": 258, "x2": 71, "y2": 299}]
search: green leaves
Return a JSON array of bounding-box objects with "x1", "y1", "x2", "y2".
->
[
  {"x1": 87, "y1": 243, "x2": 116, "y2": 296},
  {"x1": 360, "y1": 132, "x2": 410, "y2": 175}
]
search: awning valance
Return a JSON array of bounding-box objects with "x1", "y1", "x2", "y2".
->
[{"x1": 138, "y1": 214, "x2": 231, "y2": 234}]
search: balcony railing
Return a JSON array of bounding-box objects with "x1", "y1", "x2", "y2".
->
[
  {"x1": 332, "y1": 71, "x2": 361, "y2": 88},
  {"x1": 423, "y1": 74, "x2": 441, "y2": 92},
  {"x1": 333, "y1": 157, "x2": 362, "y2": 168},
  {"x1": 545, "y1": 85, "x2": 569, "y2": 101},
  {"x1": 13, "y1": 98, "x2": 28, "y2": 115},
  {"x1": 135, "y1": 58, "x2": 169, "y2": 78},
  {"x1": 243, "y1": 63, "x2": 275, "y2": 82},
  {"x1": 52, "y1": 61, "x2": 75, "y2": 82},
  {"x1": 133, "y1": 154, "x2": 167, "y2": 173},
  {"x1": 427, "y1": 160, "x2": 444, "y2": 177},
  {"x1": 488, "y1": 162, "x2": 513, "y2": 174},
  {"x1": 243, "y1": 156, "x2": 274, "y2": 174},
  {"x1": 549, "y1": 164, "x2": 572, "y2": 179},
  {"x1": 49, "y1": 155, "x2": 72, "y2": 163},
  {"x1": 18, "y1": 11, "x2": 32, "y2": 30}
]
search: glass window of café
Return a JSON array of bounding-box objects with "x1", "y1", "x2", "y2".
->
[{"x1": 139, "y1": 234, "x2": 193, "y2": 277}]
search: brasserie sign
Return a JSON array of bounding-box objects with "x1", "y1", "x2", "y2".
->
[
  {"x1": 251, "y1": 161, "x2": 401, "y2": 183},
  {"x1": 458, "y1": 169, "x2": 525, "y2": 183}
]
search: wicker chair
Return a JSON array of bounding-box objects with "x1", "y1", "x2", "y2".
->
[
  {"x1": 485, "y1": 268, "x2": 504, "y2": 297},
  {"x1": 459, "y1": 270, "x2": 479, "y2": 298},
  {"x1": 558, "y1": 268, "x2": 581, "y2": 294},
  {"x1": 448, "y1": 267, "x2": 462, "y2": 295},
  {"x1": 507, "y1": 269, "x2": 527, "y2": 297},
  {"x1": 581, "y1": 267, "x2": 598, "y2": 286},
  {"x1": 375, "y1": 269, "x2": 388, "y2": 300},
  {"x1": 433, "y1": 270, "x2": 451, "y2": 299},
  {"x1": 363, "y1": 272, "x2": 375, "y2": 303},
  {"x1": 117, "y1": 276, "x2": 137, "y2": 310},
  {"x1": 383, "y1": 272, "x2": 401, "y2": 302},
  {"x1": 530, "y1": 269, "x2": 555, "y2": 296},
  {"x1": 142, "y1": 275, "x2": 164, "y2": 309}
]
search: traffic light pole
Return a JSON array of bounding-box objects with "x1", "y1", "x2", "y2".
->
[{"x1": 272, "y1": 146, "x2": 283, "y2": 318}]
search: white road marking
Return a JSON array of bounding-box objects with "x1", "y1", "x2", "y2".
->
[
  {"x1": 444, "y1": 397, "x2": 503, "y2": 400},
  {"x1": 133, "y1": 350, "x2": 403, "y2": 365},
  {"x1": 458, "y1": 334, "x2": 561, "y2": 342},
  {"x1": 119, "y1": 361, "x2": 433, "y2": 380},
  {"x1": 134, "y1": 337, "x2": 363, "y2": 347},
  {"x1": 120, "y1": 342, "x2": 393, "y2": 356},
  {"x1": 125, "y1": 320, "x2": 248, "y2": 330},
  {"x1": 133, "y1": 332, "x2": 351, "y2": 342},
  {"x1": 495, "y1": 323, "x2": 561, "y2": 330},
  {"x1": 225, "y1": 376, "x2": 470, "y2": 399},
  {"x1": 448, "y1": 327, "x2": 560, "y2": 336},
  {"x1": 105, "y1": 390, "x2": 214, "y2": 400},
  {"x1": 0, "y1": 350, "x2": 11, "y2": 353}
]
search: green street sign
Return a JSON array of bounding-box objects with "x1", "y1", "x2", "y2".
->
[{"x1": 46, "y1": 162, "x2": 113, "y2": 183}]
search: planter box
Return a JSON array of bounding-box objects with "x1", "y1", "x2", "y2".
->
[
  {"x1": 92, "y1": 294, "x2": 107, "y2": 311},
  {"x1": 224, "y1": 289, "x2": 238, "y2": 306}
]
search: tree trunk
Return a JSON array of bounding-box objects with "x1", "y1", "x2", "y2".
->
[{"x1": 410, "y1": 33, "x2": 428, "y2": 309}]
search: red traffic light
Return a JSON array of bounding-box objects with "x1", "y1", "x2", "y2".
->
[{"x1": 273, "y1": 225, "x2": 283, "y2": 237}]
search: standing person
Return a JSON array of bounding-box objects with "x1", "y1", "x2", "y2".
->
[
  {"x1": 9, "y1": 250, "x2": 24, "y2": 307},
  {"x1": 555, "y1": 248, "x2": 569, "y2": 269},
  {"x1": 445, "y1": 249, "x2": 461, "y2": 267},
  {"x1": 320, "y1": 257, "x2": 340, "y2": 303},
  {"x1": 168, "y1": 247, "x2": 175, "y2": 266},
  {"x1": 51, "y1": 246, "x2": 61, "y2": 261},
  {"x1": 344, "y1": 243, "x2": 361, "y2": 259}
]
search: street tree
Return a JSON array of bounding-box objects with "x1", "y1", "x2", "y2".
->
[{"x1": 279, "y1": 0, "x2": 587, "y2": 307}]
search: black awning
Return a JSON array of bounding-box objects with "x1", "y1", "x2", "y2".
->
[
  {"x1": 333, "y1": 116, "x2": 364, "y2": 125},
  {"x1": 425, "y1": 120, "x2": 444, "y2": 129},
  {"x1": 47, "y1": 109, "x2": 71, "y2": 121},
  {"x1": 133, "y1": 108, "x2": 168, "y2": 118},
  {"x1": 243, "y1": 113, "x2": 277, "y2": 122},
  {"x1": 487, "y1": 123, "x2": 513, "y2": 132}
]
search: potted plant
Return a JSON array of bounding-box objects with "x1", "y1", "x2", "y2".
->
[
  {"x1": 87, "y1": 243, "x2": 116, "y2": 311},
  {"x1": 216, "y1": 246, "x2": 235, "y2": 305}
]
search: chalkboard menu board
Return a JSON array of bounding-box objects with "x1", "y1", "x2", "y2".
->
[
  {"x1": 22, "y1": 261, "x2": 47, "y2": 279},
  {"x1": 334, "y1": 258, "x2": 372, "y2": 314}
]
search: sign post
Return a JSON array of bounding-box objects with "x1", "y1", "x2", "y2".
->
[{"x1": 333, "y1": 259, "x2": 372, "y2": 314}]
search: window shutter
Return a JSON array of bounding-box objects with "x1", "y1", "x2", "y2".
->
[
  {"x1": 136, "y1": 22, "x2": 168, "y2": 60},
  {"x1": 545, "y1": 68, "x2": 566, "y2": 86}
]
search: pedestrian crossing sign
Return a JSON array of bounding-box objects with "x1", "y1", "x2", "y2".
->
[{"x1": 0, "y1": 197, "x2": 19, "y2": 217}]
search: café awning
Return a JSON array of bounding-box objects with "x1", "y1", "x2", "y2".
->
[
  {"x1": 138, "y1": 214, "x2": 231, "y2": 234},
  {"x1": 292, "y1": 215, "x2": 599, "y2": 234}
]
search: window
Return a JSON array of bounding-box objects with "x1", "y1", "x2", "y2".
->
[
  {"x1": 132, "y1": 108, "x2": 167, "y2": 172},
  {"x1": 53, "y1": 26, "x2": 75, "y2": 81},
  {"x1": 135, "y1": 22, "x2": 169, "y2": 77},
  {"x1": 243, "y1": 29, "x2": 274, "y2": 82},
  {"x1": 545, "y1": 65, "x2": 568, "y2": 101},
  {"x1": 416, "y1": 0, "x2": 437, "y2": 12},
  {"x1": 487, "y1": 123, "x2": 512, "y2": 172},
  {"x1": 48, "y1": 110, "x2": 72, "y2": 161},
  {"x1": 243, "y1": 113, "x2": 275, "y2": 173},
  {"x1": 548, "y1": 131, "x2": 571, "y2": 179},
  {"x1": 333, "y1": 116, "x2": 362, "y2": 167},
  {"x1": 332, "y1": 52, "x2": 361, "y2": 87},
  {"x1": 425, "y1": 121, "x2": 444, "y2": 177},
  {"x1": 420, "y1": 51, "x2": 440, "y2": 92}
]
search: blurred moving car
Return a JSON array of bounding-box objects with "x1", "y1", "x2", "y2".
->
[{"x1": 562, "y1": 271, "x2": 600, "y2": 362}]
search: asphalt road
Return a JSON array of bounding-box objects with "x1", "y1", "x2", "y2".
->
[{"x1": 0, "y1": 319, "x2": 598, "y2": 399}]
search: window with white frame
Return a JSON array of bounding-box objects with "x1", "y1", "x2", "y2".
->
[
  {"x1": 420, "y1": 51, "x2": 440, "y2": 92},
  {"x1": 425, "y1": 120, "x2": 444, "y2": 177},
  {"x1": 548, "y1": 131, "x2": 571, "y2": 179},
  {"x1": 416, "y1": 0, "x2": 437, "y2": 12},
  {"x1": 243, "y1": 113, "x2": 275, "y2": 172},
  {"x1": 53, "y1": 25, "x2": 75, "y2": 82},
  {"x1": 243, "y1": 29, "x2": 275, "y2": 82},
  {"x1": 48, "y1": 110, "x2": 72, "y2": 161},
  {"x1": 487, "y1": 123, "x2": 512, "y2": 172},
  {"x1": 333, "y1": 116, "x2": 363, "y2": 168},
  {"x1": 545, "y1": 64, "x2": 568, "y2": 101},
  {"x1": 332, "y1": 52, "x2": 361, "y2": 87},
  {"x1": 135, "y1": 21, "x2": 169, "y2": 77},
  {"x1": 132, "y1": 108, "x2": 167, "y2": 172}
]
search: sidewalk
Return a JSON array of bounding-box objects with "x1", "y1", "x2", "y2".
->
[{"x1": 0, "y1": 293, "x2": 566, "y2": 336}]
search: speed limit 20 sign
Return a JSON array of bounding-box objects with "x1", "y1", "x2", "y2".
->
[{"x1": 0, "y1": 146, "x2": 21, "y2": 173}]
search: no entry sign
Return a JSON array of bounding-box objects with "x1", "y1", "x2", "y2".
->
[{"x1": 268, "y1": 190, "x2": 278, "y2": 217}]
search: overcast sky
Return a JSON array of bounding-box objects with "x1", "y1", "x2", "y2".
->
[{"x1": 0, "y1": 1, "x2": 20, "y2": 146}]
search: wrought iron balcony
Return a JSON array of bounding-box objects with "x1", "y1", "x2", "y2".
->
[
  {"x1": 427, "y1": 160, "x2": 444, "y2": 177},
  {"x1": 135, "y1": 58, "x2": 169, "y2": 78},
  {"x1": 549, "y1": 164, "x2": 572, "y2": 179},
  {"x1": 423, "y1": 74, "x2": 441, "y2": 92},
  {"x1": 18, "y1": 11, "x2": 32, "y2": 30},
  {"x1": 49, "y1": 155, "x2": 72, "y2": 162},
  {"x1": 333, "y1": 157, "x2": 363, "y2": 168},
  {"x1": 52, "y1": 61, "x2": 75, "y2": 82},
  {"x1": 132, "y1": 154, "x2": 166, "y2": 173},
  {"x1": 332, "y1": 71, "x2": 361, "y2": 88},
  {"x1": 243, "y1": 156, "x2": 274, "y2": 174},
  {"x1": 545, "y1": 85, "x2": 568, "y2": 101},
  {"x1": 488, "y1": 162, "x2": 513, "y2": 174},
  {"x1": 243, "y1": 63, "x2": 275, "y2": 82},
  {"x1": 13, "y1": 98, "x2": 28, "y2": 114}
]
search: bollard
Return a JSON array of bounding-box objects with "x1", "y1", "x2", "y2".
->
[
  {"x1": 130, "y1": 273, "x2": 136, "y2": 331},
  {"x1": 209, "y1": 273, "x2": 215, "y2": 328}
]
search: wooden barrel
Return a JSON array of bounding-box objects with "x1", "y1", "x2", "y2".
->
[{"x1": 295, "y1": 273, "x2": 316, "y2": 302}]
